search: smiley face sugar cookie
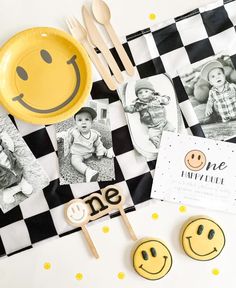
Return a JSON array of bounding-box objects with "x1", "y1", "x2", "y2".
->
[
  {"x1": 184, "y1": 150, "x2": 206, "y2": 171},
  {"x1": 181, "y1": 216, "x2": 225, "y2": 261},
  {"x1": 132, "y1": 238, "x2": 172, "y2": 280}
]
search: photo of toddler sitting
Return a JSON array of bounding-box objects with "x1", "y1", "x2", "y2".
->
[{"x1": 63, "y1": 107, "x2": 113, "y2": 182}]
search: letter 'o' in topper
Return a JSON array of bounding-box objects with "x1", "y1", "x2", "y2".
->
[{"x1": 64, "y1": 185, "x2": 137, "y2": 258}]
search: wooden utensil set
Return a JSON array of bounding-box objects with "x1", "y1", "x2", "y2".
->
[{"x1": 66, "y1": 0, "x2": 134, "y2": 91}]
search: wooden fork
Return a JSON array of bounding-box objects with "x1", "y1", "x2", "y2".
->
[{"x1": 66, "y1": 16, "x2": 117, "y2": 91}]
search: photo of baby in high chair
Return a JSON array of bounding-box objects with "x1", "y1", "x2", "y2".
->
[
  {"x1": 56, "y1": 99, "x2": 115, "y2": 184},
  {"x1": 0, "y1": 115, "x2": 50, "y2": 213},
  {"x1": 119, "y1": 75, "x2": 184, "y2": 160}
]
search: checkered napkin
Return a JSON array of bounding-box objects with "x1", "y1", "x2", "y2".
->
[{"x1": 0, "y1": 0, "x2": 236, "y2": 258}]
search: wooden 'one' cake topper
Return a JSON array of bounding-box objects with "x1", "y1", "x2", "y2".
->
[{"x1": 64, "y1": 185, "x2": 137, "y2": 258}]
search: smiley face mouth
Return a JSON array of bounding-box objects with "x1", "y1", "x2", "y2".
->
[
  {"x1": 187, "y1": 159, "x2": 203, "y2": 169},
  {"x1": 69, "y1": 210, "x2": 85, "y2": 222},
  {"x1": 139, "y1": 256, "x2": 168, "y2": 275},
  {"x1": 12, "y1": 55, "x2": 80, "y2": 114},
  {"x1": 186, "y1": 236, "x2": 217, "y2": 256}
]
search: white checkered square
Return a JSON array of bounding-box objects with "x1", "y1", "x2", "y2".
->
[
  {"x1": 70, "y1": 182, "x2": 100, "y2": 198},
  {"x1": 179, "y1": 100, "x2": 199, "y2": 127},
  {"x1": 144, "y1": 32, "x2": 160, "y2": 59},
  {"x1": 109, "y1": 101, "x2": 127, "y2": 131},
  {"x1": 176, "y1": 14, "x2": 208, "y2": 46},
  {"x1": 160, "y1": 47, "x2": 191, "y2": 77},
  {"x1": 50, "y1": 205, "x2": 73, "y2": 235},
  {"x1": 225, "y1": 0, "x2": 236, "y2": 25},
  {"x1": 116, "y1": 150, "x2": 150, "y2": 180},
  {"x1": 15, "y1": 118, "x2": 44, "y2": 137},
  {"x1": 37, "y1": 152, "x2": 59, "y2": 182},
  {"x1": 209, "y1": 27, "x2": 236, "y2": 54},
  {"x1": 46, "y1": 125, "x2": 58, "y2": 151},
  {"x1": 20, "y1": 190, "x2": 49, "y2": 218},
  {"x1": 128, "y1": 36, "x2": 151, "y2": 65},
  {"x1": 0, "y1": 221, "x2": 31, "y2": 254}
]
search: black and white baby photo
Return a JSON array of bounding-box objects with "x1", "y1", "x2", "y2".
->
[
  {"x1": 119, "y1": 75, "x2": 185, "y2": 159},
  {"x1": 56, "y1": 99, "x2": 115, "y2": 184},
  {"x1": 179, "y1": 54, "x2": 236, "y2": 141},
  {"x1": 0, "y1": 115, "x2": 50, "y2": 213}
]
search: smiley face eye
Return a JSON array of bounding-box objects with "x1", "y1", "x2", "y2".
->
[
  {"x1": 150, "y1": 247, "x2": 157, "y2": 257},
  {"x1": 198, "y1": 155, "x2": 201, "y2": 160},
  {"x1": 141, "y1": 250, "x2": 148, "y2": 260},
  {"x1": 191, "y1": 154, "x2": 194, "y2": 159},
  {"x1": 40, "y1": 49, "x2": 52, "y2": 63},
  {"x1": 197, "y1": 224, "x2": 204, "y2": 235},
  {"x1": 208, "y1": 229, "x2": 215, "y2": 240},
  {"x1": 16, "y1": 66, "x2": 28, "y2": 81}
]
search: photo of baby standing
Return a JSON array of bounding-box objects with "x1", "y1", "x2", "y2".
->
[{"x1": 180, "y1": 54, "x2": 236, "y2": 141}]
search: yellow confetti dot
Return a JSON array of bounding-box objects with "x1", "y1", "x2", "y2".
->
[
  {"x1": 152, "y1": 213, "x2": 159, "y2": 220},
  {"x1": 179, "y1": 205, "x2": 187, "y2": 213},
  {"x1": 43, "y1": 262, "x2": 51, "y2": 270},
  {"x1": 212, "y1": 268, "x2": 220, "y2": 276},
  {"x1": 149, "y1": 13, "x2": 157, "y2": 20},
  {"x1": 102, "y1": 226, "x2": 110, "y2": 233},
  {"x1": 117, "y1": 272, "x2": 125, "y2": 280},
  {"x1": 75, "y1": 273, "x2": 83, "y2": 280}
]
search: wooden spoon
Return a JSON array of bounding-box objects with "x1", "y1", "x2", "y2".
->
[{"x1": 92, "y1": 0, "x2": 135, "y2": 76}]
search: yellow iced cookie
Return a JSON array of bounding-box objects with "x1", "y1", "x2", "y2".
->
[
  {"x1": 181, "y1": 216, "x2": 225, "y2": 261},
  {"x1": 132, "y1": 238, "x2": 172, "y2": 280}
]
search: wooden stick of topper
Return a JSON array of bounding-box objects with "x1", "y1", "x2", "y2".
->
[{"x1": 64, "y1": 185, "x2": 137, "y2": 258}]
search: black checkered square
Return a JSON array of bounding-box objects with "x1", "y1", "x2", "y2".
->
[
  {"x1": 153, "y1": 23, "x2": 184, "y2": 55},
  {"x1": 201, "y1": 5, "x2": 233, "y2": 36},
  {"x1": 185, "y1": 38, "x2": 214, "y2": 63},
  {"x1": 126, "y1": 172, "x2": 153, "y2": 205},
  {"x1": 0, "y1": 236, "x2": 6, "y2": 257},
  {"x1": 23, "y1": 128, "x2": 55, "y2": 158},
  {"x1": 90, "y1": 80, "x2": 120, "y2": 104},
  {"x1": 173, "y1": 76, "x2": 190, "y2": 103},
  {"x1": 137, "y1": 57, "x2": 165, "y2": 78},
  {"x1": 111, "y1": 125, "x2": 134, "y2": 156},
  {"x1": 25, "y1": 211, "x2": 57, "y2": 243},
  {"x1": 0, "y1": 206, "x2": 23, "y2": 229},
  {"x1": 43, "y1": 179, "x2": 74, "y2": 209}
]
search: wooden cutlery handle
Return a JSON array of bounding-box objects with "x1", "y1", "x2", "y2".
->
[
  {"x1": 83, "y1": 41, "x2": 117, "y2": 91},
  {"x1": 98, "y1": 44, "x2": 124, "y2": 84},
  {"x1": 106, "y1": 23, "x2": 134, "y2": 76}
]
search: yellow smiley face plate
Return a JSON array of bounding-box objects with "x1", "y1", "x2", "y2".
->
[{"x1": 0, "y1": 27, "x2": 92, "y2": 124}]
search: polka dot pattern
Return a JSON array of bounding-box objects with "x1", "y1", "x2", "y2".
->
[
  {"x1": 179, "y1": 205, "x2": 187, "y2": 213},
  {"x1": 117, "y1": 272, "x2": 125, "y2": 280},
  {"x1": 75, "y1": 273, "x2": 83, "y2": 280},
  {"x1": 212, "y1": 268, "x2": 220, "y2": 276},
  {"x1": 152, "y1": 212, "x2": 159, "y2": 220},
  {"x1": 149, "y1": 13, "x2": 157, "y2": 20},
  {"x1": 43, "y1": 262, "x2": 51, "y2": 270},
  {"x1": 102, "y1": 226, "x2": 110, "y2": 233}
]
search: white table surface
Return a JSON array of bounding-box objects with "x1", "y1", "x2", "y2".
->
[{"x1": 1, "y1": 0, "x2": 235, "y2": 287}]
